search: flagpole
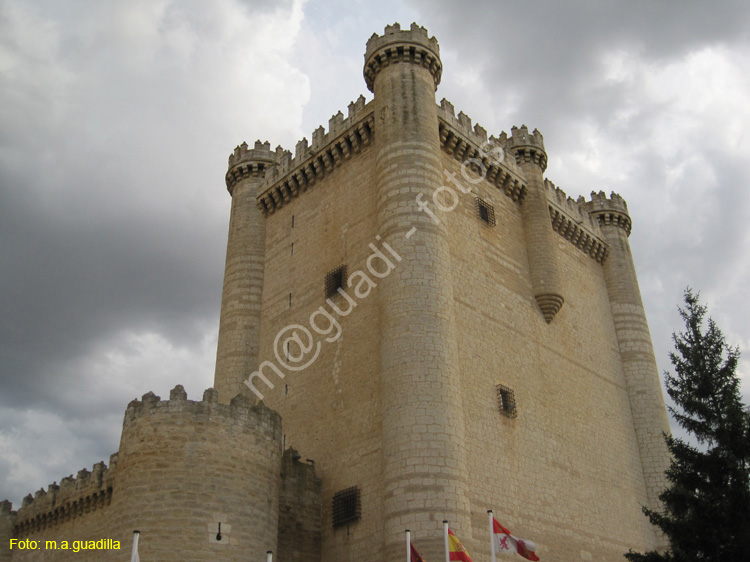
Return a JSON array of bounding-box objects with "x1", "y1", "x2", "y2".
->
[
  {"x1": 266, "y1": 550, "x2": 272, "y2": 562},
  {"x1": 406, "y1": 529, "x2": 411, "y2": 562},
  {"x1": 488, "y1": 510, "x2": 496, "y2": 562},
  {"x1": 130, "y1": 530, "x2": 140, "y2": 562},
  {"x1": 443, "y1": 520, "x2": 450, "y2": 562}
]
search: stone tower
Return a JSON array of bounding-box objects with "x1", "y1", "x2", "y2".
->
[
  {"x1": 212, "y1": 22, "x2": 671, "y2": 562},
  {"x1": 585, "y1": 192, "x2": 671, "y2": 548},
  {"x1": 215, "y1": 140, "x2": 277, "y2": 403},
  {"x1": 3, "y1": 22, "x2": 672, "y2": 562},
  {"x1": 365, "y1": 23, "x2": 471, "y2": 558}
]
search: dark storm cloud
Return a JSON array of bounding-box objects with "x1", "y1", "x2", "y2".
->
[
  {"x1": 0, "y1": 0, "x2": 310, "y2": 505},
  {"x1": 1, "y1": 0, "x2": 748, "y2": 508}
]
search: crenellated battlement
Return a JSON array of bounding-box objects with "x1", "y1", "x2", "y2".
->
[
  {"x1": 225, "y1": 140, "x2": 280, "y2": 194},
  {"x1": 257, "y1": 97, "x2": 375, "y2": 215},
  {"x1": 436, "y1": 99, "x2": 504, "y2": 158},
  {"x1": 544, "y1": 179, "x2": 609, "y2": 263},
  {"x1": 584, "y1": 190, "x2": 632, "y2": 236},
  {"x1": 364, "y1": 23, "x2": 441, "y2": 92},
  {"x1": 436, "y1": 98, "x2": 527, "y2": 202},
  {"x1": 12, "y1": 457, "x2": 116, "y2": 537},
  {"x1": 545, "y1": 180, "x2": 602, "y2": 233},
  {"x1": 228, "y1": 140, "x2": 276, "y2": 169},
  {"x1": 124, "y1": 385, "x2": 281, "y2": 431},
  {"x1": 499, "y1": 125, "x2": 548, "y2": 170}
]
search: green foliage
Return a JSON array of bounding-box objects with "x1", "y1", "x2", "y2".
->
[{"x1": 626, "y1": 289, "x2": 750, "y2": 562}]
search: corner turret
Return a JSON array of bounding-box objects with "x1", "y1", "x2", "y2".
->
[
  {"x1": 364, "y1": 22, "x2": 441, "y2": 92},
  {"x1": 225, "y1": 140, "x2": 277, "y2": 195},
  {"x1": 584, "y1": 190, "x2": 632, "y2": 236},
  {"x1": 216, "y1": 140, "x2": 276, "y2": 402},
  {"x1": 367, "y1": 22, "x2": 470, "y2": 560},
  {"x1": 585, "y1": 190, "x2": 670, "y2": 543},
  {"x1": 501, "y1": 125, "x2": 547, "y2": 171}
]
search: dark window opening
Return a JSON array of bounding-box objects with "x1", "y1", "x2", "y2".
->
[
  {"x1": 496, "y1": 384, "x2": 517, "y2": 418},
  {"x1": 325, "y1": 265, "x2": 347, "y2": 298},
  {"x1": 477, "y1": 198, "x2": 497, "y2": 226},
  {"x1": 332, "y1": 486, "x2": 361, "y2": 529}
]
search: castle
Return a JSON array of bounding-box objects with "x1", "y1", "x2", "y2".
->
[{"x1": 1, "y1": 23, "x2": 671, "y2": 561}]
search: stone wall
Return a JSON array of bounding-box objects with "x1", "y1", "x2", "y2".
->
[
  {"x1": 277, "y1": 449, "x2": 322, "y2": 562},
  {"x1": 5, "y1": 386, "x2": 283, "y2": 562},
  {"x1": 1, "y1": 501, "x2": 15, "y2": 562}
]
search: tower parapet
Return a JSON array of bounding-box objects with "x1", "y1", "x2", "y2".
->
[
  {"x1": 364, "y1": 22, "x2": 441, "y2": 92},
  {"x1": 584, "y1": 190, "x2": 632, "y2": 236},
  {"x1": 545, "y1": 180, "x2": 609, "y2": 263},
  {"x1": 500, "y1": 125, "x2": 547, "y2": 170},
  {"x1": 436, "y1": 98, "x2": 527, "y2": 202},
  {"x1": 225, "y1": 140, "x2": 277, "y2": 195},
  {"x1": 256, "y1": 96, "x2": 374, "y2": 215}
]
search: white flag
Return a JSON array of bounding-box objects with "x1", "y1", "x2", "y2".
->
[
  {"x1": 130, "y1": 531, "x2": 140, "y2": 562},
  {"x1": 492, "y1": 517, "x2": 539, "y2": 561}
]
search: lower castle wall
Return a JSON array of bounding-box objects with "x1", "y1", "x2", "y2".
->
[
  {"x1": 277, "y1": 449, "x2": 322, "y2": 562},
  {"x1": 1, "y1": 502, "x2": 15, "y2": 562},
  {"x1": 5, "y1": 386, "x2": 283, "y2": 562}
]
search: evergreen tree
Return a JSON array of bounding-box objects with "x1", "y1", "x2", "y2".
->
[{"x1": 626, "y1": 289, "x2": 750, "y2": 562}]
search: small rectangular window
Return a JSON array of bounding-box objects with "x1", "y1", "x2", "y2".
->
[
  {"x1": 291, "y1": 214, "x2": 295, "y2": 228},
  {"x1": 476, "y1": 198, "x2": 496, "y2": 226},
  {"x1": 291, "y1": 242, "x2": 294, "y2": 256},
  {"x1": 496, "y1": 384, "x2": 517, "y2": 418},
  {"x1": 332, "y1": 486, "x2": 361, "y2": 529},
  {"x1": 325, "y1": 265, "x2": 347, "y2": 299}
]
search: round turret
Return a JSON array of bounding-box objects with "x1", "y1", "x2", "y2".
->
[
  {"x1": 364, "y1": 22, "x2": 442, "y2": 92},
  {"x1": 367, "y1": 22, "x2": 471, "y2": 560},
  {"x1": 500, "y1": 125, "x2": 547, "y2": 171},
  {"x1": 225, "y1": 140, "x2": 277, "y2": 195},
  {"x1": 584, "y1": 190, "x2": 632, "y2": 236},
  {"x1": 112, "y1": 386, "x2": 282, "y2": 561},
  {"x1": 216, "y1": 140, "x2": 276, "y2": 402}
]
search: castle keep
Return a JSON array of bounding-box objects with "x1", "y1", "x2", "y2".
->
[{"x1": 2, "y1": 23, "x2": 671, "y2": 562}]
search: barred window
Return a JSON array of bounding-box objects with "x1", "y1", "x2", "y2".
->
[
  {"x1": 332, "y1": 486, "x2": 361, "y2": 529},
  {"x1": 325, "y1": 265, "x2": 347, "y2": 298},
  {"x1": 476, "y1": 198, "x2": 496, "y2": 226},
  {"x1": 496, "y1": 384, "x2": 517, "y2": 418}
]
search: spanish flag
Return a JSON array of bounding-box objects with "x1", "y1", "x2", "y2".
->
[{"x1": 447, "y1": 528, "x2": 472, "y2": 562}]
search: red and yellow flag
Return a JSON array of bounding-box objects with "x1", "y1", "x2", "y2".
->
[
  {"x1": 448, "y1": 528, "x2": 472, "y2": 562},
  {"x1": 410, "y1": 541, "x2": 427, "y2": 562}
]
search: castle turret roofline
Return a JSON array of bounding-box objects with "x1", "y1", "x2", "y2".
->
[{"x1": 364, "y1": 23, "x2": 442, "y2": 92}]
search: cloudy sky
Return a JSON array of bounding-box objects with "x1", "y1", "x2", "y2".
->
[{"x1": 1, "y1": 0, "x2": 748, "y2": 507}]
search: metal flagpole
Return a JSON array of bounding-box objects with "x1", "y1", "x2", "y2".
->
[
  {"x1": 488, "y1": 510, "x2": 497, "y2": 562},
  {"x1": 130, "y1": 530, "x2": 140, "y2": 562},
  {"x1": 406, "y1": 529, "x2": 411, "y2": 562},
  {"x1": 443, "y1": 520, "x2": 450, "y2": 562}
]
